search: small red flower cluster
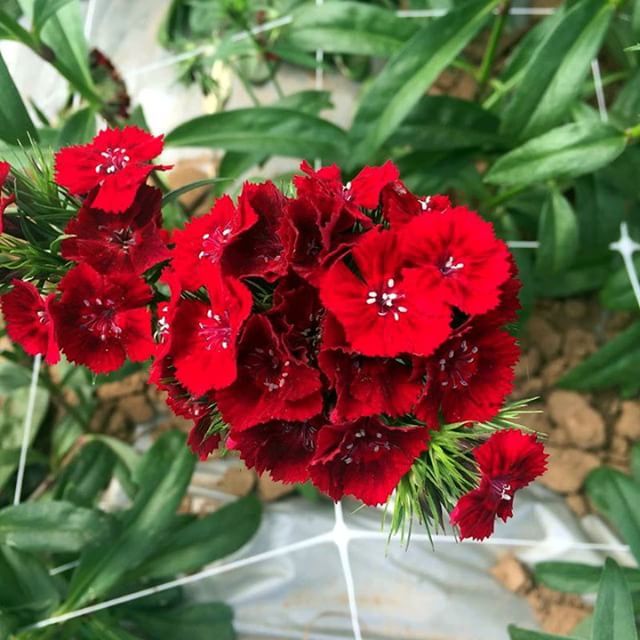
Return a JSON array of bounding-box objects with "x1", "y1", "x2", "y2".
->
[{"x1": 0, "y1": 128, "x2": 548, "y2": 540}]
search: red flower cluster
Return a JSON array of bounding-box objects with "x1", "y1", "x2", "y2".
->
[
  {"x1": 1, "y1": 128, "x2": 167, "y2": 372},
  {"x1": 0, "y1": 128, "x2": 547, "y2": 539}
]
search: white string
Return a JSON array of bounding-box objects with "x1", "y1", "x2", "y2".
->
[
  {"x1": 84, "y1": 0, "x2": 97, "y2": 40},
  {"x1": 13, "y1": 354, "x2": 42, "y2": 505},
  {"x1": 124, "y1": 15, "x2": 293, "y2": 79},
  {"x1": 591, "y1": 59, "x2": 608, "y2": 123},
  {"x1": 610, "y1": 223, "x2": 640, "y2": 310},
  {"x1": 396, "y1": 7, "x2": 556, "y2": 18},
  {"x1": 507, "y1": 240, "x2": 540, "y2": 249}
]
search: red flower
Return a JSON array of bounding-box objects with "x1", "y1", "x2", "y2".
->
[
  {"x1": 319, "y1": 227, "x2": 451, "y2": 357},
  {"x1": 54, "y1": 126, "x2": 170, "y2": 213},
  {"x1": 0, "y1": 161, "x2": 15, "y2": 232},
  {"x1": 228, "y1": 418, "x2": 322, "y2": 483},
  {"x1": 51, "y1": 263, "x2": 154, "y2": 373},
  {"x1": 1, "y1": 280, "x2": 59, "y2": 364},
  {"x1": 381, "y1": 181, "x2": 452, "y2": 227},
  {"x1": 309, "y1": 417, "x2": 428, "y2": 505},
  {"x1": 170, "y1": 272, "x2": 253, "y2": 396},
  {"x1": 414, "y1": 318, "x2": 519, "y2": 428},
  {"x1": 171, "y1": 194, "x2": 258, "y2": 290},
  {"x1": 399, "y1": 207, "x2": 511, "y2": 315},
  {"x1": 187, "y1": 417, "x2": 222, "y2": 461},
  {"x1": 450, "y1": 430, "x2": 547, "y2": 540},
  {"x1": 216, "y1": 315, "x2": 323, "y2": 431},
  {"x1": 222, "y1": 181, "x2": 288, "y2": 282},
  {"x1": 319, "y1": 314, "x2": 422, "y2": 422},
  {"x1": 62, "y1": 185, "x2": 169, "y2": 275},
  {"x1": 295, "y1": 160, "x2": 399, "y2": 213}
]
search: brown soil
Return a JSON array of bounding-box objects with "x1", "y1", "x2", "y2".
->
[{"x1": 513, "y1": 297, "x2": 637, "y2": 515}]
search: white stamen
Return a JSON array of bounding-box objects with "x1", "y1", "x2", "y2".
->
[
  {"x1": 397, "y1": 306, "x2": 407, "y2": 313},
  {"x1": 387, "y1": 278, "x2": 395, "y2": 288}
]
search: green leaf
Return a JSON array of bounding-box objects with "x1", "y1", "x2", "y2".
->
[
  {"x1": 534, "y1": 263, "x2": 609, "y2": 298},
  {"x1": 390, "y1": 95, "x2": 501, "y2": 152},
  {"x1": 349, "y1": 0, "x2": 499, "y2": 163},
  {"x1": 592, "y1": 558, "x2": 638, "y2": 640},
  {"x1": 85, "y1": 435, "x2": 141, "y2": 481},
  {"x1": 127, "y1": 603, "x2": 234, "y2": 640},
  {"x1": 165, "y1": 108, "x2": 347, "y2": 163},
  {"x1": 283, "y1": 1, "x2": 418, "y2": 57},
  {"x1": 508, "y1": 626, "x2": 574, "y2": 639},
  {"x1": 134, "y1": 495, "x2": 261, "y2": 579},
  {"x1": 586, "y1": 467, "x2": 640, "y2": 563},
  {"x1": 162, "y1": 177, "x2": 227, "y2": 206},
  {"x1": 32, "y1": 0, "x2": 73, "y2": 34},
  {"x1": 65, "y1": 431, "x2": 196, "y2": 609},
  {"x1": 600, "y1": 258, "x2": 640, "y2": 311},
  {"x1": 632, "y1": 443, "x2": 640, "y2": 483},
  {"x1": 559, "y1": 322, "x2": 640, "y2": 392},
  {"x1": 500, "y1": 0, "x2": 613, "y2": 140},
  {"x1": 0, "y1": 545, "x2": 60, "y2": 619},
  {"x1": 0, "y1": 360, "x2": 33, "y2": 392},
  {"x1": 536, "y1": 189, "x2": 578, "y2": 275},
  {"x1": 536, "y1": 561, "x2": 640, "y2": 594},
  {"x1": 0, "y1": 51, "x2": 38, "y2": 144},
  {"x1": 0, "y1": 501, "x2": 109, "y2": 553},
  {"x1": 39, "y1": 1, "x2": 99, "y2": 105},
  {"x1": 53, "y1": 441, "x2": 115, "y2": 507},
  {"x1": 485, "y1": 122, "x2": 626, "y2": 187},
  {"x1": 57, "y1": 107, "x2": 97, "y2": 147}
]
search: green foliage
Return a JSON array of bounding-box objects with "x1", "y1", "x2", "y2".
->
[{"x1": 0, "y1": 51, "x2": 37, "y2": 144}]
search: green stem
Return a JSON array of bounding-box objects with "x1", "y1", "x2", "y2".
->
[
  {"x1": 483, "y1": 183, "x2": 528, "y2": 209},
  {"x1": 625, "y1": 122, "x2": 640, "y2": 141},
  {"x1": 229, "y1": 60, "x2": 261, "y2": 106},
  {"x1": 476, "y1": 0, "x2": 511, "y2": 99}
]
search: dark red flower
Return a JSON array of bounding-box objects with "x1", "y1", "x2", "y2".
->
[
  {"x1": 187, "y1": 417, "x2": 222, "y2": 461},
  {"x1": 171, "y1": 194, "x2": 258, "y2": 290},
  {"x1": 450, "y1": 430, "x2": 547, "y2": 540},
  {"x1": 216, "y1": 315, "x2": 323, "y2": 431},
  {"x1": 319, "y1": 314, "x2": 421, "y2": 422},
  {"x1": 54, "y1": 126, "x2": 170, "y2": 213},
  {"x1": 399, "y1": 207, "x2": 511, "y2": 315},
  {"x1": 0, "y1": 161, "x2": 15, "y2": 233},
  {"x1": 309, "y1": 417, "x2": 428, "y2": 505},
  {"x1": 170, "y1": 271, "x2": 253, "y2": 396},
  {"x1": 414, "y1": 318, "x2": 519, "y2": 429},
  {"x1": 1, "y1": 280, "x2": 59, "y2": 364},
  {"x1": 222, "y1": 181, "x2": 288, "y2": 282},
  {"x1": 62, "y1": 185, "x2": 169, "y2": 275},
  {"x1": 228, "y1": 418, "x2": 322, "y2": 484},
  {"x1": 51, "y1": 263, "x2": 154, "y2": 373},
  {"x1": 381, "y1": 181, "x2": 452, "y2": 227},
  {"x1": 319, "y1": 227, "x2": 451, "y2": 357}
]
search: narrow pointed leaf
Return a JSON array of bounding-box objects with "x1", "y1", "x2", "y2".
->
[
  {"x1": 508, "y1": 626, "x2": 574, "y2": 639},
  {"x1": 536, "y1": 561, "x2": 640, "y2": 594},
  {"x1": 536, "y1": 189, "x2": 578, "y2": 275},
  {"x1": 33, "y1": 0, "x2": 73, "y2": 33},
  {"x1": 0, "y1": 51, "x2": 38, "y2": 144}
]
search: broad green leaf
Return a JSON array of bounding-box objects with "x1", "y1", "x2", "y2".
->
[
  {"x1": 536, "y1": 561, "x2": 640, "y2": 594},
  {"x1": 162, "y1": 178, "x2": 227, "y2": 206},
  {"x1": 165, "y1": 108, "x2": 347, "y2": 163},
  {"x1": 536, "y1": 189, "x2": 578, "y2": 275},
  {"x1": 600, "y1": 258, "x2": 640, "y2": 311},
  {"x1": 65, "y1": 431, "x2": 195, "y2": 609},
  {"x1": 611, "y1": 68, "x2": 640, "y2": 126},
  {"x1": 283, "y1": 1, "x2": 418, "y2": 57},
  {"x1": 501, "y1": 0, "x2": 613, "y2": 140},
  {"x1": 78, "y1": 616, "x2": 145, "y2": 640},
  {"x1": 0, "y1": 501, "x2": 109, "y2": 553},
  {"x1": 534, "y1": 263, "x2": 609, "y2": 298},
  {"x1": 0, "y1": 360, "x2": 33, "y2": 392},
  {"x1": 39, "y1": 1, "x2": 100, "y2": 105},
  {"x1": 57, "y1": 107, "x2": 97, "y2": 147},
  {"x1": 0, "y1": 545, "x2": 59, "y2": 619},
  {"x1": 0, "y1": 8, "x2": 34, "y2": 43},
  {"x1": 633, "y1": 443, "x2": 640, "y2": 483},
  {"x1": 32, "y1": 0, "x2": 73, "y2": 33},
  {"x1": 586, "y1": 467, "x2": 640, "y2": 563},
  {"x1": 390, "y1": 95, "x2": 500, "y2": 151},
  {"x1": 215, "y1": 90, "x2": 333, "y2": 195},
  {"x1": 127, "y1": 603, "x2": 234, "y2": 640},
  {"x1": 0, "y1": 51, "x2": 38, "y2": 144},
  {"x1": 84, "y1": 435, "x2": 140, "y2": 480},
  {"x1": 349, "y1": 0, "x2": 499, "y2": 164},
  {"x1": 592, "y1": 558, "x2": 638, "y2": 640},
  {"x1": 134, "y1": 495, "x2": 261, "y2": 579},
  {"x1": 485, "y1": 122, "x2": 626, "y2": 187},
  {"x1": 508, "y1": 626, "x2": 573, "y2": 639},
  {"x1": 559, "y1": 322, "x2": 640, "y2": 392},
  {"x1": 53, "y1": 441, "x2": 115, "y2": 507}
]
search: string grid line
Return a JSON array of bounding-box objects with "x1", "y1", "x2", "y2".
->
[{"x1": 11, "y1": 2, "x2": 639, "y2": 638}]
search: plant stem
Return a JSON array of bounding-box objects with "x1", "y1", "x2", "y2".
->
[
  {"x1": 229, "y1": 61, "x2": 261, "y2": 106},
  {"x1": 476, "y1": 0, "x2": 511, "y2": 99}
]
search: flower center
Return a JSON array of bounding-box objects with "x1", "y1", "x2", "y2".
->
[
  {"x1": 436, "y1": 338, "x2": 479, "y2": 389},
  {"x1": 341, "y1": 428, "x2": 390, "y2": 464},
  {"x1": 491, "y1": 478, "x2": 513, "y2": 502},
  {"x1": 440, "y1": 255, "x2": 464, "y2": 276},
  {"x1": 198, "y1": 308, "x2": 232, "y2": 351},
  {"x1": 81, "y1": 297, "x2": 121, "y2": 341},
  {"x1": 36, "y1": 309, "x2": 48, "y2": 325},
  {"x1": 198, "y1": 225, "x2": 234, "y2": 261},
  {"x1": 110, "y1": 227, "x2": 136, "y2": 252},
  {"x1": 246, "y1": 347, "x2": 290, "y2": 393},
  {"x1": 95, "y1": 147, "x2": 130, "y2": 175},
  {"x1": 365, "y1": 278, "x2": 408, "y2": 321}
]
